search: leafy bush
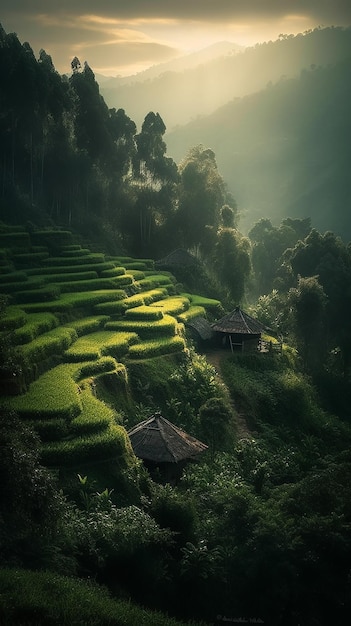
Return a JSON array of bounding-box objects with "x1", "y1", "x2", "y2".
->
[{"x1": 128, "y1": 336, "x2": 185, "y2": 359}]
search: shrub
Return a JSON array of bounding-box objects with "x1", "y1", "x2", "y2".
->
[{"x1": 128, "y1": 336, "x2": 185, "y2": 359}]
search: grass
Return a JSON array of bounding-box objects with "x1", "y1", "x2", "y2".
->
[
  {"x1": 63, "y1": 315, "x2": 110, "y2": 336},
  {"x1": 128, "y1": 335, "x2": 186, "y2": 359},
  {"x1": 17, "y1": 326, "x2": 78, "y2": 365},
  {"x1": 177, "y1": 305, "x2": 206, "y2": 323},
  {"x1": 19, "y1": 290, "x2": 127, "y2": 313},
  {"x1": 152, "y1": 296, "x2": 190, "y2": 316},
  {"x1": 0, "y1": 568, "x2": 196, "y2": 626},
  {"x1": 13, "y1": 312, "x2": 59, "y2": 344},
  {"x1": 0, "y1": 306, "x2": 27, "y2": 330},
  {"x1": 3, "y1": 363, "x2": 83, "y2": 420},
  {"x1": 41, "y1": 422, "x2": 128, "y2": 466},
  {"x1": 105, "y1": 314, "x2": 178, "y2": 338},
  {"x1": 124, "y1": 305, "x2": 164, "y2": 321},
  {"x1": 64, "y1": 331, "x2": 139, "y2": 361}
]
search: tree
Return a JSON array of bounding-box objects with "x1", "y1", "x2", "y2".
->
[
  {"x1": 288, "y1": 275, "x2": 327, "y2": 370},
  {"x1": 176, "y1": 145, "x2": 229, "y2": 252},
  {"x1": 213, "y1": 227, "x2": 251, "y2": 304}
]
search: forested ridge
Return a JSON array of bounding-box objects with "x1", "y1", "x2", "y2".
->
[{"x1": 1, "y1": 24, "x2": 351, "y2": 626}]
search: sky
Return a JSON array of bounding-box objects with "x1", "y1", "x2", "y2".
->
[{"x1": 1, "y1": 1, "x2": 351, "y2": 77}]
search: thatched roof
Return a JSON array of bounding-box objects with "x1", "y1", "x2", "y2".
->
[
  {"x1": 156, "y1": 248, "x2": 198, "y2": 268},
  {"x1": 185, "y1": 316, "x2": 213, "y2": 340},
  {"x1": 211, "y1": 306, "x2": 266, "y2": 335},
  {"x1": 128, "y1": 412, "x2": 208, "y2": 464}
]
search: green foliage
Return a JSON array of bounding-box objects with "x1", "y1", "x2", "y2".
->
[
  {"x1": 105, "y1": 314, "x2": 178, "y2": 338},
  {"x1": 13, "y1": 312, "x2": 59, "y2": 344},
  {"x1": 128, "y1": 336, "x2": 185, "y2": 359},
  {"x1": 94, "y1": 293, "x2": 143, "y2": 315},
  {"x1": 64, "y1": 315, "x2": 110, "y2": 336},
  {"x1": 4, "y1": 363, "x2": 82, "y2": 420},
  {"x1": 20, "y1": 290, "x2": 126, "y2": 313},
  {"x1": 152, "y1": 296, "x2": 190, "y2": 316},
  {"x1": 70, "y1": 389, "x2": 117, "y2": 436},
  {"x1": 0, "y1": 306, "x2": 27, "y2": 330},
  {"x1": 177, "y1": 305, "x2": 206, "y2": 323},
  {"x1": 64, "y1": 331, "x2": 139, "y2": 361},
  {"x1": 125, "y1": 305, "x2": 164, "y2": 321},
  {"x1": 17, "y1": 326, "x2": 78, "y2": 366}
]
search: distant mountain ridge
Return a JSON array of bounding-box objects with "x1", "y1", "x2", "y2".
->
[
  {"x1": 166, "y1": 54, "x2": 351, "y2": 240},
  {"x1": 100, "y1": 26, "x2": 351, "y2": 130}
]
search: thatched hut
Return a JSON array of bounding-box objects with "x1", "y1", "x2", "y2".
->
[
  {"x1": 128, "y1": 412, "x2": 207, "y2": 481},
  {"x1": 211, "y1": 306, "x2": 267, "y2": 352}
]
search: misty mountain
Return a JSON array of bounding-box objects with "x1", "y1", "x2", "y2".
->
[
  {"x1": 101, "y1": 41, "x2": 243, "y2": 86},
  {"x1": 100, "y1": 27, "x2": 351, "y2": 130},
  {"x1": 166, "y1": 56, "x2": 351, "y2": 240}
]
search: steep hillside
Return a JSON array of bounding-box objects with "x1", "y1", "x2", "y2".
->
[
  {"x1": 101, "y1": 27, "x2": 351, "y2": 130},
  {"x1": 167, "y1": 56, "x2": 351, "y2": 240}
]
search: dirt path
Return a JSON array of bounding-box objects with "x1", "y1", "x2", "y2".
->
[{"x1": 204, "y1": 349, "x2": 252, "y2": 440}]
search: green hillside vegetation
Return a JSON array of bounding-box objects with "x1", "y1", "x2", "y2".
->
[{"x1": 1, "y1": 22, "x2": 351, "y2": 626}]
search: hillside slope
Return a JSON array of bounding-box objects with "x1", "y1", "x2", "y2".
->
[
  {"x1": 166, "y1": 56, "x2": 351, "y2": 239},
  {"x1": 101, "y1": 27, "x2": 351, "y2": 130}
]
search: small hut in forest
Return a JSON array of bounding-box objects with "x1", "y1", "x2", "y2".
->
[
  {"x1": 128, "y1": 412, "x2": 207, "y2": 481},
  {"x1": 211, "y1": 306, "x2": 267, "y2": 352}
]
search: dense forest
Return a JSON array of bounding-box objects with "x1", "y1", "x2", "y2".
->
[{"x1": 1, "y1": 23, "x2": 351, "y2": 626}]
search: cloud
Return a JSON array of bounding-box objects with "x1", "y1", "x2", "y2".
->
[{"x1": 1, "y1": 1, "x2": 350, "y2": 76}]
